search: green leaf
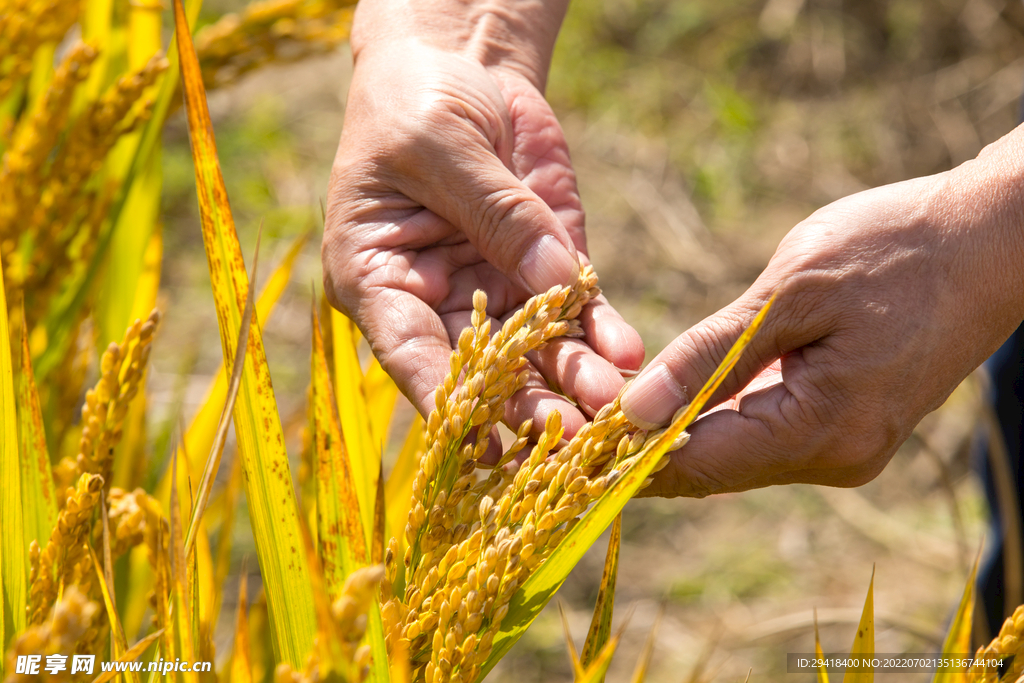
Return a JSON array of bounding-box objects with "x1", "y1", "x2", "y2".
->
[
  {"x1": 16, "y1": 321, "x2": 56, "y2": 554},
  {"x1": 365, "y1": 599, "x2": 391, "y2": 683},
  {"x1": 477, "y1": 293, "x2": 777, "y2": 680},
  {"x1": 171, "y1": 0, "x2": 316, "y2": 664}
]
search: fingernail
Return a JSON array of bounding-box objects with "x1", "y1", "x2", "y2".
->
[
  {"x1": 621, "y1": 363, "x2": 687, "y2": 430},
  {"x1": 614, "y1": 365, "x2": 640, "y2": 378},
  {"x1": 601, "y1": 318, "x2": 644, "y2": 371},
  {"x1": 520, "y1": 235, "x2": 580, "y2": 294},
  {"x1": 574, "y1": 353, "x2": 625, "y2": 417}
]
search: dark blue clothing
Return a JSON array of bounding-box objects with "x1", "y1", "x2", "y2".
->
[{"x1": 976, "y1": 322, "x2": 1024, "y2": 638}]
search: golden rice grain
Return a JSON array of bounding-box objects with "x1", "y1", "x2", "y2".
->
[{"x1": 27, "y1": 474, "x2": 105, "y2": 625}]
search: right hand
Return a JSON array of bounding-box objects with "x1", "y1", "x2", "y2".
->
[{"x1": 322, "y1": 38, "x2": 644, "y2": 443}]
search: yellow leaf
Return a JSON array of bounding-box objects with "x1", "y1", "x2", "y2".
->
[
  {"x1": 331, "y1": 309, "x2": 378, "y2": 538},
  {"x1": 815, "y1": 609, "x2": 830, "y2": 683},
  {"x1": 364, "y1": 356, "x2": 399, "y2": 451},
  {"x1": 842, "y1": 569, "x2": 874, "y2": 683},
  {"x1": 934, "y1": 551, "x2": 981, "y2": 683},
  {"x1": 0, "y1": 253, "x2": 25, "y2": 657},
  {"x1": 88, "y1": 630, "x2": 165, "y2": 683},
  {"x1": 185, "y1": 239, "x2": 256, "y2": 557},
  {"x1": 168, "y1": 232, "x2": 307, "y2": 488},
  {"x1": 574, "y1": 631, "x2": 622, "y2": 683},
  {"x1": 581, "y1": 514, "x2": 621, "y2": 675},
  {"x1": 385, "y1": 415, "x2": 424, "y2": 551},
  {"x1": 211, "y1": 452, "x2": 244, "y2": 621},
  {"x1": 373, "y1": 462, "x2": 385, "y2": 566},
  {"x1": 559, "y1": 602, "x2": 584, "y2": 680},
  {"x1": 128, "y1": 0, "x2": 163, "y2": 69},
  {"x1": 80, "y1": 0, "x2": 114, "y2": 102},
  {"x1": 311, "y1": 307, "x2": 367, "y2": 593},
  {"x1": 229, "y1": 573, "x2": 253, "y2": 683},
  {"x1": 91, "y1": 547, "x2": 141, "y2": 683},
  {"x1": 169, "y1": 456, "x2": 199, "y2": 683},
  {"x1": 113, "y1": 229, "x2": 164, "y2": 490},
  {"x1": 172, "y1": 0, "x2": 317, "y2": 663},
  {"x1": 194, "y1": 521, "x2": 216, "y2": 663},
  {"x1": 17, "y1": 322, "x2": 56, "y2": 552},
  {"x1": 628, "y1": 607, "x2": 662, "y2": 683},
  {"x1": 247, "y1": 592, "x2": 272, "y2": 683}
]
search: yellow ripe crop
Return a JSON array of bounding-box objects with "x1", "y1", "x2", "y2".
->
[
  {"x1": 0, "y1": 1, "x2": 1018, "y2": 682},
  {"x1": 26, "y1": 474, "x2": 105, "y2": 626},
  {"x1": 375, "y1": 266, "x2": 667, "y2": 682}
]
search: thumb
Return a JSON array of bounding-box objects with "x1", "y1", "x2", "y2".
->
[
  {"x1": 620, "y1": 283, "x2": 826, "y2": 429},
  {"x1": 398, "y1": 129, "x2": 581, "y2": 295}
]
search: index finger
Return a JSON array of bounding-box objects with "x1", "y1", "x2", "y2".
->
[
  {"x1": 637, "y1": 369, "x2": 894, "y2": 499},
  {"x1": 345, "y1": 284, "x2": 455, "y2": 417}
]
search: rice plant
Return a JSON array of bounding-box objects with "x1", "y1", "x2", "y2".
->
[{"x1": 2, "y1": 0, "x2": 1024, "y2": 681}]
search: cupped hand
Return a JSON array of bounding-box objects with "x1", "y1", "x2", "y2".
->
[
  {"x1": 621, "y1": 151, "x2": 1024, "y2": 497},
  {"x1": 322, "y1": 41, "x2": 644, "y2": 441}
]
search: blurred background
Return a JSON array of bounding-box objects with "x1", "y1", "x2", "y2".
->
[{"x1": 152, "y1": 0, "x2": 1024, "y2": 679}]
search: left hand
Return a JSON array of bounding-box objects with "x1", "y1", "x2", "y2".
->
[{"x1": 620, "y1": 132, "x2": 1024, "y2": 497}]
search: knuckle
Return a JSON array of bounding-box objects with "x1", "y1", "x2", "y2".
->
[
  {"x1": 471, "y1": 188, "x2": 534, "y2": 257},
  {"x1": 679, "y1": 319, "x2": 740, "y2": 379}
]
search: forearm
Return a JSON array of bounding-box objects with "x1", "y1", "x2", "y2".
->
[
  {"x1": 350, "y1": 0, "x2": 570, "y2": 90},
  {"x1": 939, "y1": 124, "x2": 1024, "y2": 324}
]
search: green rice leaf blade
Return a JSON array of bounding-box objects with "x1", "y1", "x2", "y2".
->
[
  {"x1": 477, "y1": 294, "x2": 776, "y2": 680},
  {"x1": 171, "y1": 0, "x2": 316, "y2": 664}
]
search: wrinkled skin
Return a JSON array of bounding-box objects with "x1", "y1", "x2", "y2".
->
[
  {"x1": 624, "y1": 156, "x2": 1024, "y2": 497},
  {"x1": 323, "y1": 1, "x2": 1024, "y2": 496},
  {"x1": 323, "y1": 41, "x2": 645, "y2": 450}
]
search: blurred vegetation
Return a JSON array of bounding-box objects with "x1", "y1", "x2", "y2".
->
[{"x1": 548, "y1": 0, "x2": 1024, "y2": 225}]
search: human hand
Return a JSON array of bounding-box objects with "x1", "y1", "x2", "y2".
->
[
  {"x1": 621, "y1": 138, "x2": 1024, "y2": 497},
  {"x1": 322, "y1": 11, "x2": 644, "y2": 443}
]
